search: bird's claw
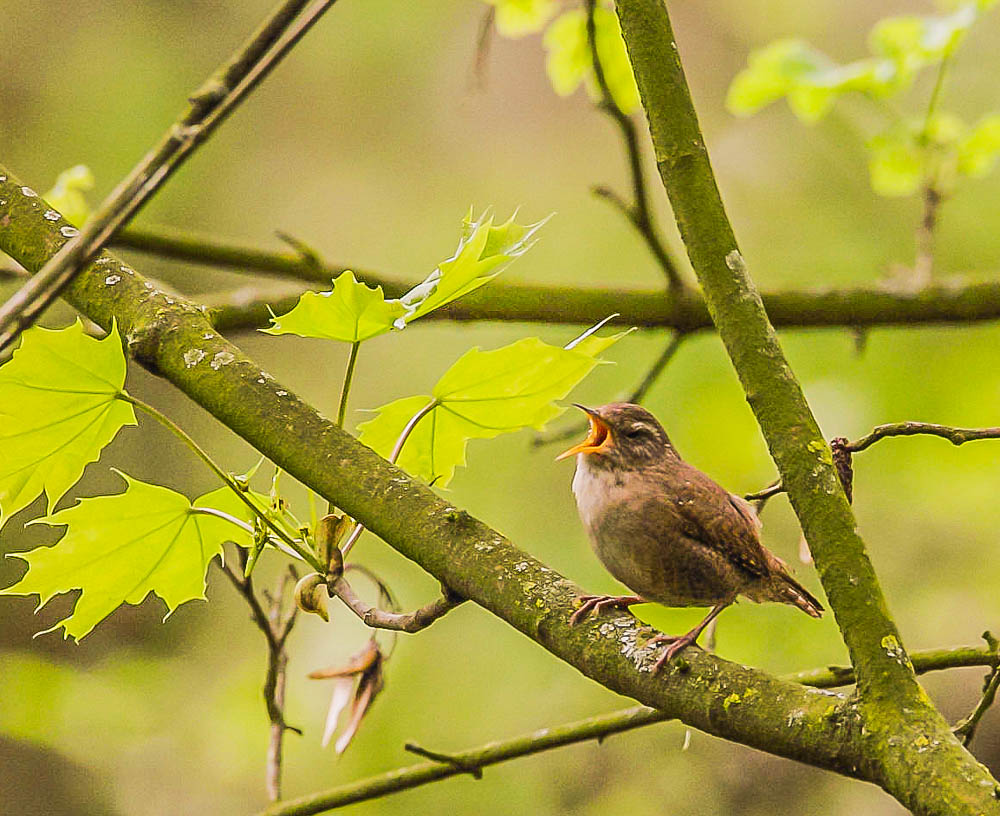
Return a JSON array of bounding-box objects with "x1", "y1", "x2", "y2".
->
[
  {"x1": 649, "y1": 632, "x2": 700, "y2": 673},
  {"x1": 569, "y1": 594, "x2": 644, "y2": 626}
]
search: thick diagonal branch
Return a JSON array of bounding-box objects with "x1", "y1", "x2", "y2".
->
[{"x1": 1, "y1": 164, "x2": 871, "y2": 780}]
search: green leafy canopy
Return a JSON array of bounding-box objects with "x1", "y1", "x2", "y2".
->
[
  {"x1": 263, "y1": 209, "x2": 546, "y2": 343},
  {"x1": 1, "y1": 473, "x2": 256, "y2": 641},
  {"x1": 0, "y1": 320, "x2": 136, "y2": 529},
  {"x1": 358, "y1": 329, "x2": 630, "y2": 487}
]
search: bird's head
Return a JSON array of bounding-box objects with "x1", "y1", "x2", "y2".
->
[{"x1": 556, "y1": 402, "x2": 677, "y2": 470}]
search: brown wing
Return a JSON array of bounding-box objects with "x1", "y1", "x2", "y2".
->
[{"x1": 666, "y1": 461, "x2": 772, "y2": 580}]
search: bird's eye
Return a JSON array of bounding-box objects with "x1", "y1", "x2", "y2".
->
[{"x1": 623, "y1": 427, "x2": 647, "y2": 440}]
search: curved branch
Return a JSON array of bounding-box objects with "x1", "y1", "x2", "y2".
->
[
  {"x1": 583, "y1": 0, "x2": 682, "y2": 289},
  {"x1": 330, "y1": 576, "x2": 463, "y2": 633},
  {"x1": 848, "y1": 422, "x2": 1000, "y2": 453}
]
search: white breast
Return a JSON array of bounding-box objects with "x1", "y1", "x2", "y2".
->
[{"x1": 571, "y1": 456, "x2": 631, "y2": 529}]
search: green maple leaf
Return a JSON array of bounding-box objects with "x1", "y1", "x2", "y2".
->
[
  {"x1": 398, "y1": 209, "x2": 546, "y2": 323},
  {"x1": 262, "y1": 270, "x2": 406, "y2": 342},
  {"x1": 1, "y1": 472, "x2": 241, "y2": 641},
  {"x1": 358, "y1": 331, "x2": 628, "y2": 486},
  {"x1": 263, "y1": 211, "x2": 545, "y2": 341},
  {"x1": 0, "y1": 320, "x2": 136, "y2": 529}
]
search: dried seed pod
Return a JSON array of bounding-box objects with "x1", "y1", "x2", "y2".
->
[
  {"x1": 315, "y1": 513, "x2": 351, "y2": 571},
  {"x1": 294, "y1": 572, "x2": 329, "y2": 621}
]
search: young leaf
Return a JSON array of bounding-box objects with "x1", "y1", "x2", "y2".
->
[
  {"x1": 958, "y1": 114, "x2": 1000, "y2": 177},
  {"x1": 868, "y1": 132, "x2": 925, "y2": 196},
  {"x1": 44, "y1": 165, "x2": 94, "y2": 226},
  {"x1": 487, "y1": 0, "x2": 558, "y2": 36},
  {"x1": 0, "y1": 473, "x2": 238, "y2": 641},
  {"x1": 0, "y1": 321, "x2": 136, "y2": 529},
  {"x1": 726, "y1": 39, "x2": 836, "y2": 119},
  {"x1": 869, "y1": 6, "x2": 977, "y2": 69},
  {"x1": 866, "y1": 115, "x2": 966, "y2": 196},
  {"x1": 398, "y1": 209, "x2": 546, "y2": 324},
  {"x1": 543, "y1": 7, "x2": 640, "y2": 113},
  {"x1": 262, "y1": 270, "x2": 406, "y2": 343},
  {"x1": 358, "y1": 332, "x2": 629, "y2": 486}
]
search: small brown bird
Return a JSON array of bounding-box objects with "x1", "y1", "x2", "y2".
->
[{"x1": 557, "y1": 403, "x2": 822, "y2": 671}]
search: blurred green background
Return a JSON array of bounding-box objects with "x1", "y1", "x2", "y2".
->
[{"x1": 2, "y1": 1, "x2": 999, "y2": 814}]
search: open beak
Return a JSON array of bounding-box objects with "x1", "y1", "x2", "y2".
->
[{"x1": 555, "y1": 404, "x2": 614, "y2": 461}]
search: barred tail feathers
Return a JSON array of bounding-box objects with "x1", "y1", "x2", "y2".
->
[{"x1": 776, "y1": 573, "x2": 824, "y2": 618}]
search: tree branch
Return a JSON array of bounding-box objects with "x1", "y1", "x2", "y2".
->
[
  {"x1": 0, "y1": 0, "x2": 341, "y2": 353},
  {"x1": 1, "y1": 163, "x2": 876, "y2": 781},
  {"x1": 253, "y1": 640, "x2": 1000, "y2": 816},
  {"x1": 106, "y1": 225, "x2": 1000, "y2": 334},
  {"x1": 613, "y1": 1, "x2": 1000, "y2": 812},
  {"x1": 255, "y1": 706, "x2": 666, "y2": 816},
  {"x1": 847, "y1": 422, "x2": 1000, "y2": 453}
]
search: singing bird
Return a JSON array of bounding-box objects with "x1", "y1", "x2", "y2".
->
[{"x1": 557, "y1": 403, "x2": 822, "y2": 671}]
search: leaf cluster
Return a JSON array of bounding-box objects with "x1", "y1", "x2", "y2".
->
[
  {"x1": 726, "y1": 0, "x2": 1000, "y2": 196},
  {"x1": 0, "y1": 208, "x2": 628, "y2": 641},
  {"x1": 487, "y1": 0, "x2": 640, "y2": 113}
]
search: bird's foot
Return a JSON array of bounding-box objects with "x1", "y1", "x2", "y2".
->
[
  {"x1": 649, "y1": 632, "x2": 701, "y2": 673},
  {"x1": 569, "y1": 594, "x2": 644, "y2": 626}
]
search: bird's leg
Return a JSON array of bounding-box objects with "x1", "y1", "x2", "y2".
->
[
  {"x1": 650, "y1": 601, "x2": 731, "y2": 672},
  {"x1": 569, "y1": 594, "x2": 645, "y2": 626}
]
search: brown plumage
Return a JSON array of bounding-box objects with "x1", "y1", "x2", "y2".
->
[{"x1": 557, "y1": 402, "x2": 822, "y2": 669}]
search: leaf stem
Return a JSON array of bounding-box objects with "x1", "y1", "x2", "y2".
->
[
  {"x1": 120, "y1": 393, "x2": 324, "y2": 572},
  {"x1": 337, "y1": 341, "x2": 361, "y2": 429},
  {"x1": 340, "y1": 399, "x2": 438, "y2": 557}
]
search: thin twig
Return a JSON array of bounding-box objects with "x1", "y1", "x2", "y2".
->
[
  {"x1": 330, "y1": 575, "x2": 463, "y2": 634},
  {"x1": 748, "y1": 422, "x2": 1000, "y2": 504},
  {"x1": 913, "y1": 186, "x2": 942, "y2": 285},
  {"x1": 584, "y1": 0, "x2": 682, "y2": 290},
  {"x1": 403, "y1": 743, "x2": 484, "y2": 779},
  {"x1": 254, "y1": 639, "x2": 1000, "y2": 816},
  {"x1": 0, "y1": 0, "x2": 341, "y2": 353},
  {"x1": 221, "y1": 557, "x2": 301, "y2": 801},
  {"x1": 953, "y1": 633, "x2": 1000, "y2": 746},
  {"x1": 912, "y1": 54, "x2": 951, "y2": 284},
  {"x1": 533, "y1": 332, "x2": 686, "y2": 447},
  {"x1": 846, "y1": 421, "x2": 1000, "y2": 453}
]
